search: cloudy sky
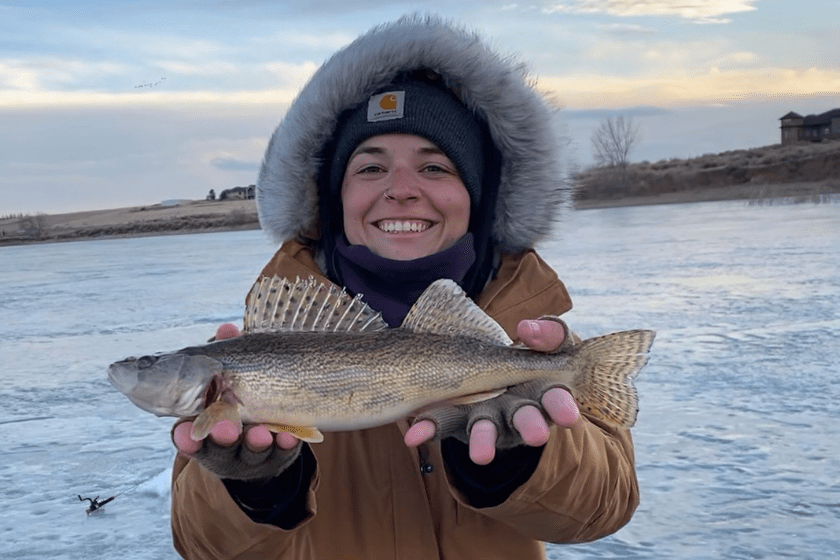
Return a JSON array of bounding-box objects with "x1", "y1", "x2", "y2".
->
[{"x1": 2, "y1": 0, "x2": 839, "y2": 215}]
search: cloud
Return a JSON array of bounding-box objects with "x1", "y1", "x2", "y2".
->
[
  {"x1": 596, "y1": 23, "x2": 657, "y2": 35},
  {"x1": 639, "y1": 42, "x2": 760, "y2": 68},
  {"x1": 575, "y1": 35, "x2": 762, "y2": 77},
  {"x1": 0, "y1": 57, "x2": 132, "y2": 91},
  {"x1": 201, "y1": 139, "x2": 267, "y2": 174},
  {"x1": 544, "y1": 0, "x2": 760, "y2": 23},
  {"x1": 261, "y1": 61, "x2": 320, "y2": 87},
  {"x1": 0, "y1": 87, "x2": 302, "y2": 108},
  {"x1": 563, "y1": 106, "x2": 670, "y2": 119},
  {"x1": 540, "y1": 66, "x2": 840, "y2": 108},
  {"x1": 156, "y1": 61, "x2": 240, "y2": 76},
  {"x1": 209, "y1": 157, "x2": 261, "y2": 172}
]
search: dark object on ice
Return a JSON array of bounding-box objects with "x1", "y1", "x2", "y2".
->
[{"x1": 78, "y1": 494, "x2": 115, "y2": 514}]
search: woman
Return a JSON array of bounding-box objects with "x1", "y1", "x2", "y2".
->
[{"x1": 171, "y1": 16, "x2": 638, "y2": 560}]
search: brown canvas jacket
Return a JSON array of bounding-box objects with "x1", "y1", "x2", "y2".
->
[{"x1": 171, "y1": 240, "x2": 639, "y2": 560}]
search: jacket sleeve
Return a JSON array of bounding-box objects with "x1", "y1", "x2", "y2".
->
[
  {"x1": 443, "y1": 418, "x2": 639, "y2": 543},
  {"x1": 171, "y1": 451, "x2": 322, "y2": 559},
  {"x1": 170, "y1": 242, "x2": 329, "y2": 560},
  {"x1": 446, "y1": 249, "x2": 639, "y2": 542}
]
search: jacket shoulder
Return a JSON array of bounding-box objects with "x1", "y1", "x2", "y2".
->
[
  {"x1": 258, "y1": 240, "x2": 325, "y2": 280},
  {"x1": 477, "y1": 250, "x2": 572, "y2": 338}
]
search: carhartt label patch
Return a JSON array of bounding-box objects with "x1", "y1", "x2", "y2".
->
[{"x1": 367, "y1": 91, "x2": 405, "y2": 122}]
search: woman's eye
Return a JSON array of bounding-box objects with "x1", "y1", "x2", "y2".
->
[
  {"x1": 422, "y1": 163, "x2": 456, "y2": 175},
  {"x1": 357, "y1": 165, "x2": 384, "y2": 174}
]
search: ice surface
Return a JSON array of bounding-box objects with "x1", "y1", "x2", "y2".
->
[{"x1": 1, "y1": 203, "x2": 838, "y2": 559}]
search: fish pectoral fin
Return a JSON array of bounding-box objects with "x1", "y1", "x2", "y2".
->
[
  {"x1": 263, "y1": 423, "x2": 324, "y2": 443},
  {"x1": 190, "y1": 401, "x2": 242, "y2": 441},
  {"x1": 445, "y1": 388, "x2": 507, "y2": 406}
]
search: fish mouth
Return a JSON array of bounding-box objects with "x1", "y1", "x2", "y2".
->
[
  {"x1": 374, "y1": 219, "x2": 433, "y2": 233},
  {"x1": 107, "y1": 363, "x2": 131, "y2": 391}
]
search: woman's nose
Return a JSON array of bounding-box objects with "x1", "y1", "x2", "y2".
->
[{"x1": 383, "y1": 168, "x2": 420, "y2": 201}]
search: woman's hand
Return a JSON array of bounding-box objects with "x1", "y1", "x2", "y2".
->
[
  {"x1": 404, "y1": 317, "x2": 580, "y2": 465},
  {"x1": 171, "y1": 324, "x2": 301, "y2": 480}
]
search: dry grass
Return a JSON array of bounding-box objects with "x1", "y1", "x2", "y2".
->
[
  {"x1": 0, "y1": 200, "x2": 259, "y2": 245},
  {"x1": 575, "y1": 140, "x2": 840, "y2": 205}
]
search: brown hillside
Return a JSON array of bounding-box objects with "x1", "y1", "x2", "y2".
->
[{"x1": 575, "y1": 140, "x2": 840, "y2": 204}]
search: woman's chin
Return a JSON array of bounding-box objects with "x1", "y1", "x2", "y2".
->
[{"x1": 370, "y1": 237, "x2": 437, "y2": 261}]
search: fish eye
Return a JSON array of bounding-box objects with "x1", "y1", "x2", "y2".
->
[{"x1": 136, "y1": 356, "x2": 157, "y2": 369}]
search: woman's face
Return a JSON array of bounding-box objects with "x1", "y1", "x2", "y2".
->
[{"x1": 341, "y1": 133, "x2": 471, "y2": 261}]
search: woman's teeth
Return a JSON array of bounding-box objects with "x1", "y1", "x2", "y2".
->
[{"x1": 377, "y1": 221, "x2": 429, "y2": 233}]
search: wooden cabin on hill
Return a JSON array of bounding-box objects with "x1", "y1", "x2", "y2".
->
[
  {"x1": 780, "y1": 109, "x2": 840, "y2": 144},
  {"x1": 218, "y1": 185, "x2": 256, "y2": 200}
]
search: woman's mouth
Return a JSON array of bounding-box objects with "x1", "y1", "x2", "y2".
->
[{"x1": 375, "y1": 220, "x2": 432, "y2": 233}]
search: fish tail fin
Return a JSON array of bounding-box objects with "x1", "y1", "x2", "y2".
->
[{"x1": 569, "y1": 330, "x2": 655, "y2": 428}]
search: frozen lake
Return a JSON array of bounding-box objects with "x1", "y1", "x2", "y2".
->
[{"x1": 1, "y1": 198, "x2": 838, "y2": 559}]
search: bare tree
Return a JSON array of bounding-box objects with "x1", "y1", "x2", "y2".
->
[
  {"x1": 591, "y1": 115, "x2": 640, "y2": 171},
  {"x1": 19, "y1": 213, "x2": 49, "y2": 240}
]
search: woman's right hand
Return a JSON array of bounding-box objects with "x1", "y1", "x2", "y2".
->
[{"x1": 171, "y1": 323, "x2": 302, "y2": 481}]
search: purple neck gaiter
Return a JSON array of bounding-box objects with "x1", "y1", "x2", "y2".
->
[{"x1": 333, "y1": 233, "x2": 476, "y2": 327}]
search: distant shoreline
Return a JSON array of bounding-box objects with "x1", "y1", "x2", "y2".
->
[
  {"x1": 1, "y1": 199, "x2": 260, "y2": 246},
  {"x1": 574, "y1": 179, "x2": 840, "y2": 210},
  {"x1": 2, "y1": 180, "x2": 838, "y2": 247}
]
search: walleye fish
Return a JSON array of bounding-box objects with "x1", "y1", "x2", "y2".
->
[{"x1": 108, "y1": 277, "x2": 655, "y2": 442}]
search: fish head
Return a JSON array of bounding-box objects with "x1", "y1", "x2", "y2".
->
[{"x1": 107, "y1": 350, "x2": 223, "y2": 417}]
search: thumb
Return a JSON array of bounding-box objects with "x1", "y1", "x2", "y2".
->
[
  {"x1": 172, "y1": 421, "x2": 202, "y2": 455},
  {"x1": 215, "y1": 323, "x2": 242, "y2": 340}
]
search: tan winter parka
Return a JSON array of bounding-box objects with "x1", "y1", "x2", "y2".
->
[{"x1": 171, "y1": 240, "x2": 639, "y2": 560}]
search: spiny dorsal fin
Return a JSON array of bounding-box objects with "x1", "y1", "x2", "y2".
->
[
  {"x1": 401, "y1": 279, "x2": 513, "y2": 346},
  {"x1": 243, "y1": 276, "x2": 387, "y2": 334}
]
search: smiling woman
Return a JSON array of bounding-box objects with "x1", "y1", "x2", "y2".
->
[
  {"x1": 341, "y1": 134, "x2": 471, "y2": 261},
  {"x1": 169, "y1": 15, "x2": 639, "y2": 560}
]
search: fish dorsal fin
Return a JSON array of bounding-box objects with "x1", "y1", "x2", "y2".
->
[
  {"x1": 243, "y1": 276, "x2": 387, "y2": 334},
  {"x1": 401, "y1": 279, "x2": 513, "y2": 346}
]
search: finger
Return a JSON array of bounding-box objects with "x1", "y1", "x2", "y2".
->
[
  {"x1": 469, "y1": 419, "x2": 497, "y2": 465},
  {"x1": 173, "y1": 421, "x2": 202, "y2": 455},
  {"x1": 244, "y1": 425, "x2": 274, "y2": 452},
  {"x1": 542, "y1": 387, "x2": 580, "y2": 427},
  {"x1": 512, "y1": 405, "x2": 551, "y2": 447},
  {"x1": 275, "y1": 431, "x2": 301, "y2": 450},
  {"x1": 208, "y1": 419, "x2": 241, "y2": 446},
  {"x1": 215, "y1": 323, "x2": 242, "y2": 340},
  {"x1": 404, "y1": 419, "x2": 437, "y2": 447},
  {"x1": 517, "y1": 319, "x2": 565, "y2": 353}
]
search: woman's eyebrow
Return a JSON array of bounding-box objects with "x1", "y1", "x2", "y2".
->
[
  {"x1": 416, "y1": 146, "x2": 446, "y2": 156},
  {"x1": 348, "y1": 144, "x2": 447, "y2": 160},
  {"x1": 349, "y1": 146, "x2": 386, "y2": 160}
]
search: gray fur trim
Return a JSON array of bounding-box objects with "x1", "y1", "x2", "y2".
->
[{"x1": 257, "y1": 14, "x2": 570, "y2": 253}]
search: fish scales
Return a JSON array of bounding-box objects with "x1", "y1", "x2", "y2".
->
[
  {"x1": 108, "y1": 277, "x2": 655, "y2": 441},
  {"x1": 194, "y1": 330, "x2": 579, "y2": 431}
]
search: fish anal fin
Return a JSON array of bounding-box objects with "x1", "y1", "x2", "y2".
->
[
  {"x1": 412, "y1": 389, "x2": 508, "y2": 416},
  {"x1": 401, "y1": 279, "x2": 513, "y2": 346},
  {"x1": 191, "y1": 401, "x2": 242, "y2": 441},
  {"x1": 263, "y1": 423, "x2": 324, "y2": 443},
  {"x1": 446, "y1": 389, "x2": 507, "y2": 406}
]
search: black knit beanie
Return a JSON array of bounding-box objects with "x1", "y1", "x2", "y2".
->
[{"x1": 328, "y1": 75, "x2": 486, "y2": 205}]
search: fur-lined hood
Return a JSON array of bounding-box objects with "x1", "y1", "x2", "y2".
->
[{"x1": 257, "y1": 15, "x2": 570, "y2": 254}]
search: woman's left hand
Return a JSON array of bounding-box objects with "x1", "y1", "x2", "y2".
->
[{"x1": 404, "y1": 318, "x2": 580, "y2": 465}]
